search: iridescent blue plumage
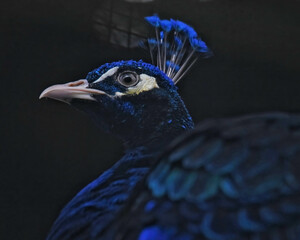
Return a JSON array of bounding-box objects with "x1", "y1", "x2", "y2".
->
[
  {"x1": 46, "y1": 148, "x2": 155, "y2": 240},
  {"x1": 86, "y1": 60, "x2": 175, "y2": 89},
  {"x1": 41, "y1": 13, "x2": 300, "y2": 240},
  {"x1": 43, "y1": 58, "x2": 194, "y2": 239},
  {"x1": 100, "y1": 113, "x2": 300, "y2": 240},
  {"x1": 160, "y1": 20, "x2": 172, "y2": 33},
  {"x1": 143, "y1": 14, "x2": 213, "y2": 83},
  {"x1": 144, "y1": 15, "x2": 160, "y2": 28}
]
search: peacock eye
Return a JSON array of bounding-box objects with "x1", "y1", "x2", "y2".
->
[{"x1": 117, "y1": 71, "x2": 139, "y2": 87}]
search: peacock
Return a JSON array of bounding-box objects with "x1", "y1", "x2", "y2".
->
[{"x1": 40, "y1": 15, "x2": 300, "y2": 240}]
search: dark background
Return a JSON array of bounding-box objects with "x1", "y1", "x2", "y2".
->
[{"x1": 1, "y1": 0, "x2": 299, "y2": 239}]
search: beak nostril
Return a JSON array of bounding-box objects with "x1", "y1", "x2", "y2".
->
[{"x1": 68, "y1": 80, "x2": 85, "y2": 87}]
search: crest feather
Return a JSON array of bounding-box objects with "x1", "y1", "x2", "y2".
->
[{"x1": 143, "y1": 14, "x2": 213, "y2": 84}]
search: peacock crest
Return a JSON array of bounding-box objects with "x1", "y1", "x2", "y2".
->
[{"x1": 142, "y1": 14, "x2": 213, "y2": 84}]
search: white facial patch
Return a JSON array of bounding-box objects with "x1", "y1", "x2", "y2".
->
[
  {"x1": 93, "y1": 67, "x2": 119, "y2": 84},
  {"x1": 125, "y1": 73, "x2": 159, "y2": 95}
]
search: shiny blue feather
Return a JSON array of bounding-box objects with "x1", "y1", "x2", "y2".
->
[{"x1": 144, "y1": 14, "x2": 212, "y2": 83}]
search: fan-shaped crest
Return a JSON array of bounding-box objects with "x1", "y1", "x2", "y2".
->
[{"x1": 142, "y1": 14, "x2": 213, "y2": 84}]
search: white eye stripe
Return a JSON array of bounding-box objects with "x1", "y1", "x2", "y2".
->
[
  {"x1": 113, "y1": 74, "x2": 158, "y2": 97},
  {"x1": 93, "y1": 67, "x2": 119, "y2": 84},
  {"x1": 124, "y1": 73, "x2": 159, "y2": 95}
]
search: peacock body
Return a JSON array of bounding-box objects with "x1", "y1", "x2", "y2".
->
[
  {"x1": 102, "y1": 113, "x2": 300, "y2": 240},
  {"x1": 40, "y1": 15, "x2": 300, "y2": 240}
]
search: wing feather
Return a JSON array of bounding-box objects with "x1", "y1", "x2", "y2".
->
[{"x1": 100, "y1": 113, "x2": 300, "y2": 240}]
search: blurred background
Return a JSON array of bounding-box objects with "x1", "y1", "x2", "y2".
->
[{"x1": 1, "y1": 0, "x2": 299, "y2": 239}]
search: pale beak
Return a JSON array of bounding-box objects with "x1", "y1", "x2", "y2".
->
[{"x1": 39, "y1": 79, "x2": 106, "y2": 103}]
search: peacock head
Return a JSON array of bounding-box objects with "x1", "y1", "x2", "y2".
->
[
  {"x1": 40, "y1": 15, "x2": 212, "y2": 149},
  {"x1": 40, "y1": 60, "x2": 194, "y2": 149}
]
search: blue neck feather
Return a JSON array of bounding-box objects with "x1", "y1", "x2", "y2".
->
[{"x1": 47, "y1": 148, "x2": 156, "y2": 240}]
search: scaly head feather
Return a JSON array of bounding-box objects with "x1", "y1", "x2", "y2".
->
[
  {"x1": 39, "y1": 16, "x2": 211, "y2": 149},
  {"x1": 40, "y1": 60, "x2": 194, "y2": 149}
]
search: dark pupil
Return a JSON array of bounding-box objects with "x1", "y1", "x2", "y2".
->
[{"x1": 123, "y1": 76, "x2": 133, "y2": 84}]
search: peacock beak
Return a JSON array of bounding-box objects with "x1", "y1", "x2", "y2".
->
[{"x1": 39, "y1": 79, "x2": 106, "y2": 104}]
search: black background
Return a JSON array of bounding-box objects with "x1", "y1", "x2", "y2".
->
[{"x1": 1, "y1": 0, "x2": 299, "y2": 239}]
